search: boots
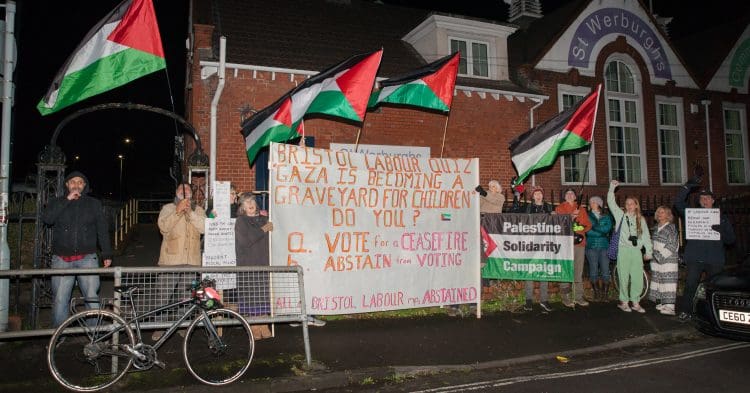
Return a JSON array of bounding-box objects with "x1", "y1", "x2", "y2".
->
[{"x1": 591, "y1": 280, "x2": 602, "y2": 302}]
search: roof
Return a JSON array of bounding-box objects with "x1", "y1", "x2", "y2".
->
[
  {"x1": 508, "y1": 0, "x2": 589, "y2": 72},
  {"x1": 194, "y1": 0, "x2": 540, "y2": 95},
  {"x1": 672, "y1": 17, "x2": 750, "y2": 88}
]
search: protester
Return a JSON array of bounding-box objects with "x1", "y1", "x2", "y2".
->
[
  {"x1": 229, "y1": 184, "x2": 239, "y2": 218},
  {"x1": 477, "y1": 180, "x2": 504, "y2": 291},
  {"x1": 555, "y1": 188, "x2": 592, "y2": 307},
  {"x1": 607, "y1": 180, "x2": 653, "y2": 313},
  {"x1": 477, "y1": 180, "x2": 505, "y2": 213},
  {"x1": 42, "y1": 171, "x2": 112, "y2": 327},
  {"x1": 673, "y1": 179, "x2": 735, "y2": 321},
  {"x1": 154, "y1": 183, "x2": 206, "y2": 340},
  {"x1": 234, "y1": 193, "x2": 274, "y2": 338},
  {"x1": 585, "y1": 195, "x2": 613, "y2": 302},
  {"x1": 512, "y1": 185, "x2": 553, "y2": 312},
  {"x1": 648, "y1": 206, "x2": 679, "y2": 315}
]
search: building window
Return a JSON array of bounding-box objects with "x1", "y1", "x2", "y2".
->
[
  {"x1": 450, "y1": 38, "x2": 489, "y2": 77},
  {"x1": 558, "y1": 85, "x2": 595, "y2": 185},
  {"x1": 656, "y1": 100, "x2": 685, "y2": 184},
  {"x1": 605, "y1": 60, "x2": 645, "y2": 184},
  {"x1": 724, "y1": 105, "x2": 749, "y2": 184}
]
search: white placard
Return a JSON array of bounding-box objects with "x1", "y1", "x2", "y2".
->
[
  {"x1": 202, "y1": 218, "x2": 237, "y2": 289},
  {"x1": 685, "y1": 208, "x2": 720, "y2": 240},
  {"x1": 212, "y1": 181, "x2": 231, "y2": 219},
  {"x1": 270, "y1": 142, "x2": 480, "y2": 315}
]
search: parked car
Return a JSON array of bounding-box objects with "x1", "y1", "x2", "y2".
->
[{"x1": 692, "y1": 264, "x2": 750, "y2": 341}]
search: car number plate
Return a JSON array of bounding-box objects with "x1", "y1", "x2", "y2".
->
[{"x1": 719, "y1": 309, "x2": 750, "y2": 325}]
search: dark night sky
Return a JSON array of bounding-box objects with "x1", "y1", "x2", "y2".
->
[
  {"x1": 12, "y1": 0, "x2": 189, "y2": 199},
  {"x1": 7, "y1": 0, "x2": 749, "y2": 200}
]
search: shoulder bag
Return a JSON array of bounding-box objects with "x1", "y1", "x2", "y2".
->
[{"x1": 607, "y1": 218, "x2": 624, "y2": 260}]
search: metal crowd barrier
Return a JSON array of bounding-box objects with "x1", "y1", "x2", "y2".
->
[{"x1": 0, "y1": 265, "x2": 312, "y2": 366}]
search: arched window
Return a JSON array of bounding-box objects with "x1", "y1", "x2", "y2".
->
[{"x1": 605, "y1": 58, "x2": 646, "y2": 184}]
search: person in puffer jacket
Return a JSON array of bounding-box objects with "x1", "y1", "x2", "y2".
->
[
  {"x1": 585, "y1": 196, "x2": 613, "y2": 302},
  {"x1": 42, "y1": 171, "x2": 112, "y2": 327}
]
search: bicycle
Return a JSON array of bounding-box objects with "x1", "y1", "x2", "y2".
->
[{"x1": 47, "y1": 278, "x2": 254, "y2": 392}]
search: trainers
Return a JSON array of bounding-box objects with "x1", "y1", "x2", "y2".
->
[
  {"x1": 539, "y1": 301, "x2": 553, "y2": 312},
  {"x1": 307, "y1": 317, "x2": 326, "y2": 327},
  {"x1": 655, "y1": 304, "x2": 665, "y2": 311},
  {"x1": 678, "y1": 312, "x2": 692, "y2": 322},
  {"x1": 617, "y1": 302, "x2": 631, "y2": 312},
  {"x1": 523, "y1": 300, "x2": 533, "y2": 311},
  {"x1": 659, "y1": 305, "x2": 676, "y2": 316},
  {"x1": 574, "y1": 298, "x2": 590, "y2": 307},
  {"x1": 631, "y1": 303, "x2": 646, "y2": 313}
]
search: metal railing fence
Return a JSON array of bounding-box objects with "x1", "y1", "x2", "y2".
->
[{"x1": 0, "y1": 265, "x2": 312, "y2": 366}]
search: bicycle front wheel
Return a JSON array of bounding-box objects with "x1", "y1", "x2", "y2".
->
[
  {"x1": 183, "y1": 308, "x2": 254, "y2": 385},
  {"x1": 48, "y1": 310, "x2": 135, "y2": 392}
]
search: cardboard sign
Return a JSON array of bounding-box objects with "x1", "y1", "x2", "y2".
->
[{"x1": 685, "y1": 208, "x2": 720, "y2": 240}]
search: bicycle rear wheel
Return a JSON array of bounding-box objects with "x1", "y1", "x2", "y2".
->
[
  {"x1": 183, "y1": 308, "x2": 254, "y2": 385},
  {"x1": 611, "y1": 265, "x2": 650, "y2": 300},
  {"x1": 48, "y1": 310, "x2": 135, "y2": 392}
]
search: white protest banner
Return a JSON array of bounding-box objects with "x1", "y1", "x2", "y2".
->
[
  {"x1": 685, "y1": 208, "x2": 720, "y2": 240},
  {"x1": 269, "y1": 142, "x2": 480, "y2": 315},
  {"x1": 480, "y1": 214, "x2": 574, "y2": 281},
  {"x1": 202, "y1": 218, "x2": 237, "y2": 289}
]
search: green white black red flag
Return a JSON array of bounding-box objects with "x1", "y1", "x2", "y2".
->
[
  {"x1": 509, "y1": 84, "x2": 602, "y2": 185},
  {"x1": 242, "y1": 50, "x2": 383, "y2": 165},
  {"x1": 37, "y1": 0, "x2": 166, "y2": 115}
]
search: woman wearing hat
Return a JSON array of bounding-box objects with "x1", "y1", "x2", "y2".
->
[{"x1": 555, "y1": 188, "x2": 592, "y2": 307}]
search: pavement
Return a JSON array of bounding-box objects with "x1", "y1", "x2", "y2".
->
[{"x1": 0, "y1": 224, "x2": 702, "y2": 392}]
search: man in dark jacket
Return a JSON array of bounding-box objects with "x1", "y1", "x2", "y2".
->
[
  {"x1": 42, "y1": 171, "x2": 112, "y2": 327},
  {"x1": 674, "y1": 179, "x2": 735, "y2": 321}
]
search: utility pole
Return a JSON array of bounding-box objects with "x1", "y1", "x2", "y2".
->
[{"x1": 0, "y1": 0, "x2": 16, "y2": 332}]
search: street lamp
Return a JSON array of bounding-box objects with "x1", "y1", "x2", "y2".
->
[{"x1": 117, "y1": 154, "x2": 124, "y2": 200}]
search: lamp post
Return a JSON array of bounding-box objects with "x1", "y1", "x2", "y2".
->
[{"x1": 117, "y1": 154, "x2": 124, "y2": 200}]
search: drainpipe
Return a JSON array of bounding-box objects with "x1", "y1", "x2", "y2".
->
[
  {"x1": 701, "y1": 99, "x2": 713, "y2": 191},
  {"x1": 528, "y1": 98, "x2": 545, "y2": 187},
  {"x1": 0, "y1": 1, "x2": 16, "y2": 332},
  {"x1": 209, "y1": 37, "x2": 226, "y2": 196}
]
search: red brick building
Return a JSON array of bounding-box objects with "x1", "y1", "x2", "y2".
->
[{"x1": 186, "y1": 0, "x2": 750, "y2": 205}]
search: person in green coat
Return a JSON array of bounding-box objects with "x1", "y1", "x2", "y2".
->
[
  {"x1": 607, "y1": 180, "x2": 653, "y2": 313},
  {"x1": 585, "y1": 195, "x2": 613, "y2": 302}
]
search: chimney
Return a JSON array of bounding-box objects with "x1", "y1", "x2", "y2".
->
[{"x1": 506, "y1": 0, "x2": 542, "y2": 29}]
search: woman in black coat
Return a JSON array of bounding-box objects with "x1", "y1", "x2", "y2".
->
[{"x1": 234, "y1": 193, "x2": 273, "y2": 318}]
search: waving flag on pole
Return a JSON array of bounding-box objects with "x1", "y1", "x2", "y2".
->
[
  {"x1": 242, "y1": 49, "x2": 383, "y2": 164},
  {"x1": 509, "y1": 84, "x2": 602, "y2": 185},
  {"x1": 37, "y1": 0, "x2": 166, "y2": 115},
  {"x1": 368, "y1": 52, "x2": 459, "y2": 112}
]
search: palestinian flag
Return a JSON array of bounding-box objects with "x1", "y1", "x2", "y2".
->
[
  {"x1": 242, "y1": 49, "x2": 383, "y2": 164},
  {"x1": 37, "y1": 0, "x2": 166, "y2": 115},
  {"x1": 509, "y1": 84, "x2": 602, "y2": 185},
  {"x1": 368, "y1": 53, "x2": 459, "y2": 112}
]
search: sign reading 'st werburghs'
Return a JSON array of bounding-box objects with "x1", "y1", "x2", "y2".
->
[{"x1": 481, "y1": 214, "x2": 574, "y2": 282}]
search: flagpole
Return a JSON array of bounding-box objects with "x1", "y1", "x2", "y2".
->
[
  {"x1": 577, "y1": 84, "x2": 602, "y2": 200},
  {"x1": 439, "y1": 115, "x2": 450, "y2": 158},
  {"x1": 354, "y1": 128, "x2": 362, "y2": 152}
]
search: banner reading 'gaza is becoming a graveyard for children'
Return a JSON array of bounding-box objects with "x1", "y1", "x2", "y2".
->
[
  {"x1": 269, "y1": 142, "x2": 480, "y2": 315},
  {"x1": 481, "y1": 213, "x2": 574, "y2": 282}
]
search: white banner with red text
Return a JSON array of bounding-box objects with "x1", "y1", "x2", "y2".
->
[{"x1": 269, "y1": 142, "x2": 480, "y2": 315}]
